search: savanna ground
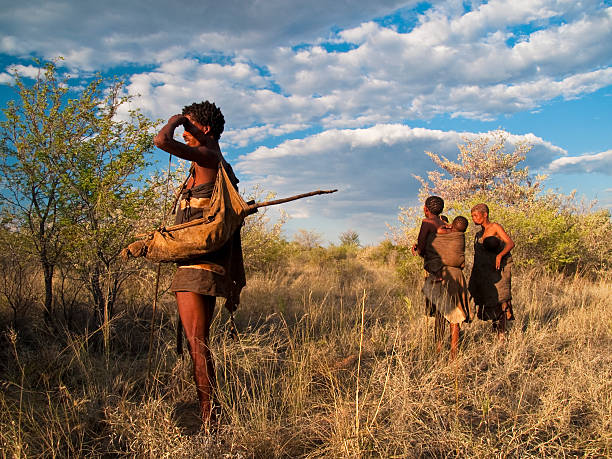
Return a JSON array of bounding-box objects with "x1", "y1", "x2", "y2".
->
[{"x1": 1, "y1": 246, "x2": 610, "y2": 458}]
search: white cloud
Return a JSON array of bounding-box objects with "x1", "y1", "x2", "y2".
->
[
  {"x1": 548, "y1": 149, "x2": 612, "y2": 175},
  {"x1": 0, "y1": 73, "x2": 13, "y2": 84},
  {"x1": 224, "y1": 123, "x2": 310, "y2": 148},
  {"x1": 267, "y1": 4, "x2": 612, "y2": 123},
  {"x1": 4, "y1": 0, "x2": 608, "y2": 147},
  {"x1": 118, "y1": 58, "x2": 338, "y2": 147},
  {"x1": 4, "y1": 64, "x2": 42, "y2": 79},
  {"x1": 235, "y1": 125, "x2": 566, "y2": 241},
  {"x1": 0, "y1": 0, "x2": 413, "y2": 69}
]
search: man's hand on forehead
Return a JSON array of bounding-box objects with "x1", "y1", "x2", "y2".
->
[
  {"x1": 182, "y1": 117, "x2": 196, "y2": 133},
  {"x1": 184, "y1": 114, "x2": 207, "y2": 134}
]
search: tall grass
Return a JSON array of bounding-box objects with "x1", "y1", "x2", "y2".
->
[{"x1": 1, "y1": 255, "x2": 610, "y2": 457}]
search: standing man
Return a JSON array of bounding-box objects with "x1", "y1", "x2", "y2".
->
[{"x1": 154, "y1": 101, "x2": 245, "y2": 425}]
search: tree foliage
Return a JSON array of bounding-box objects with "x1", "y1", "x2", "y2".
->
[
  {"x1": 0, "y1": 60, "x2": 159, "y2": 324},
  {"x1": 240, "y1": 187, "x2": 289, "y2": 271},
  {"x1": 60, "y1": 81, "x2": 159, "y2": 323},
  {"x1": 293, "y1": 229, "x2": 323, "y2": 249},
  {"x1": 339, "y1": 229, "x2": 360, "y2": 247},
  {"x1": 414, "y1": 131, "x2": 546, "y2": 206},
  {"x1": 0, "y1": 61, "x2": 91, "y2": 318}
]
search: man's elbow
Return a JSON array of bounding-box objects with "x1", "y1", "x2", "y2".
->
[{"x1": 154, "y1": 134, "x2": 169, "y2": 149}]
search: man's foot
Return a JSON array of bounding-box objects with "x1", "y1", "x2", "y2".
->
[
  {"x1": 200, "y1": 407, "x2": 220, "y2": 434},
  {"x1": 201, "y1": 401, "x2": 222, "y2": 431}
]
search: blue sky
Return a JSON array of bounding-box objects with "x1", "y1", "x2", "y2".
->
[{"x1": 1, "y1": 0, "x2": 610, "y2": 244}]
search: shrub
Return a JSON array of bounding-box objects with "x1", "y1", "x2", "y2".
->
[{"x1": 241, "y1": 189, "x2": 291, "y2": 272}]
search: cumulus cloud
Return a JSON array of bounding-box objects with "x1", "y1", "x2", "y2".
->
[
  {"x1": 548, "y1": 149, "x2": 612, "y2": 175},
  {"x1": 109, "y1": 1, "x2": 612, "y2": 143},
  {"x1": 117, "y1": 58, "x2": 332, "y2": 148},
  {"x1": 0, "y1": 0, "x2": 412, "y2": 69},
  {"x1": 0, "y1": 64, "x2": 48, "y2": 84},
  {"x1": 224, "y1": 123, "x2": 310, "y2": 148},
  {"x1": 4, "y1": 1, "x2": 609, "y2": 131},
  {"x1": 235, "y1": 125, "x2": 565, "y2": 241},
  {"x1": 268, "y1": 3, "x2": 612, "y2": 122}
]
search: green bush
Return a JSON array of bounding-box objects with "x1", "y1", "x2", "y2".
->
[{"x1": 446, "y1": 197, "x2": 612, "y2": 275}]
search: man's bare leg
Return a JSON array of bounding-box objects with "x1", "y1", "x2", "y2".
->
[
  {"x1": 502, "y1": 300, "x2": 514, "y2": 320},
  {"x1": 176, "y1": 292, "x2": 216, "y2": 424},
  {"x1": 496, "y1": 307, "x2": 507, "y2": 341},
  {"x1": 450, "y1": 323, "x2": 460, "y2": 360},
  {"x1": 434, "y1": 310, "x2": 445, "y2": 354}
]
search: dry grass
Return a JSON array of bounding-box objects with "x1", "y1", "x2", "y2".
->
[{"x1": 1, "y1": 255, "x2": 610, "y2": 458}]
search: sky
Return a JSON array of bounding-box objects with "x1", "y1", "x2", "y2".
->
[{"x1": 1, "y1": 0, "x2": 611, "y2": 244}]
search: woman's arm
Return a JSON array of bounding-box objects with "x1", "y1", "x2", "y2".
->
[
  {"x1": 494, "y1": 223, "x2": 515, "y2": 269},
  {"x1": 153, "y1": 115, "x2": 221, "y2": 167}
]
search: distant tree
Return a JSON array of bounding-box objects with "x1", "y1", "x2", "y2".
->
[
  {"x1": 293, "y1": 229, "x2": 323, "y2": 249},
  {"x1": 0, "y1": 60, "x2": 159, "y2": 325},
  {"x1": 339, "y1": 229, "x2": 360, "y2": 247},
  {"x1": 414, "y1": 131, "x2": 546, "y2": 206},
  {"x1": 241, "y1": 186, "x2": 288, "y2": 271}
]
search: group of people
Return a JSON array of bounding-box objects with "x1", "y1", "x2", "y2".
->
[
  {"x1": 152, "y1": 100, "x2": 515, "y2": 427},
  {"x1": 412, "y1": 196, "x2": 515, "y2": 359}
]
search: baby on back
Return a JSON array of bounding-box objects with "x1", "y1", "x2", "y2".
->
[
  {"x1": 437, "y1": 216, "x2": 469, "y2": 234},
  {"x1": 425, "y1": 215, "x2": 469, "y2": 280}
]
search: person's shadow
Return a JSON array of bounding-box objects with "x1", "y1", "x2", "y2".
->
[{"x1": 172, "y1": 400, "x2": 202, "y2": 434}]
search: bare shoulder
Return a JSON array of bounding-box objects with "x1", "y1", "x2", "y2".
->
[
  {"x1": 491, "y1": 222, "x2": 508, "y2": 235},
  {"x1": 491, "y1": 222, "x2": 514, "y2": 246},
  {"x1": 424, "y1": 217, "x2": 444, "y2": 227}
]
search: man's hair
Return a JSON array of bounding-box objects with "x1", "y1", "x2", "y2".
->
[
  {"x1": 425, "y1": 196, "x2": 444, "y2": 215},
  {"x1": 471, "y1": 203, "x2": 489, "y2": 215},
  {"x1": 452, "y1": 216, "x2": 468, "y2": 232},
  {"x1": 182, "y1": 101, "x2": 225, "y2": 140}
]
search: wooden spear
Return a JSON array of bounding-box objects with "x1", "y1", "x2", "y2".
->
[{"x1": 247, "y1": 188, "x2": 337, "y2": 212}]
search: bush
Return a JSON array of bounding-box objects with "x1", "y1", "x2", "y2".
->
[
  {"x1": 441, "y1": 197, "x2": 612, "y2": 275},
  {"x1": 241, "y1": 189, "x2": 291, "y2": 272}
]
